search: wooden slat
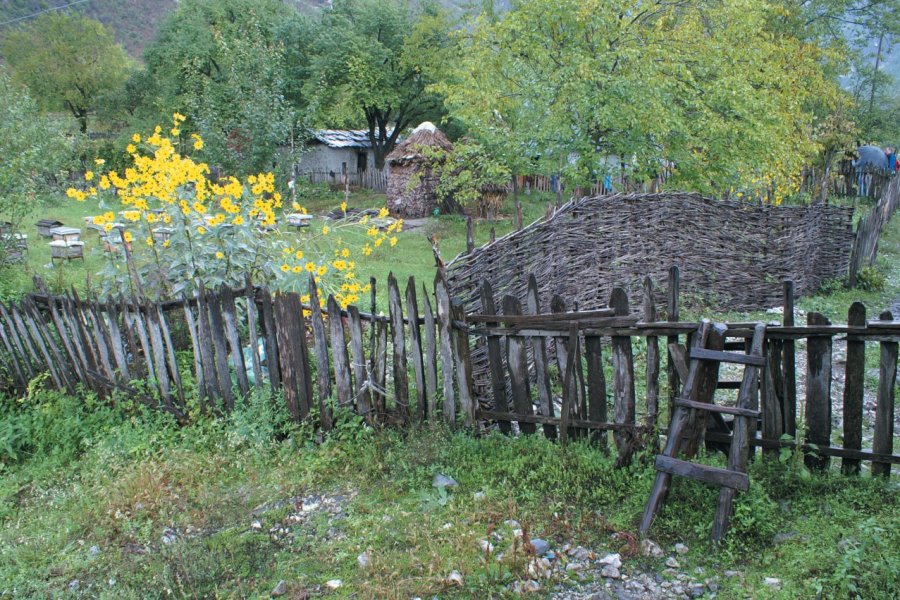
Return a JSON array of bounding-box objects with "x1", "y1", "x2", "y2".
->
[
  {"x1": 503, "y1": 294, "x2": 535, "y2": 435},
  {"x1": 347, "y1": 306, "x2": 372, "y2": 421},
  {"x1": 643, "y1": 277, "x2": 660, "y2": 437},
  {"x1": 257, "y1": 286, "x2": 281, "y2": 389},
  {"x1": 526, "y1": 275, "x2": 555, "y2": 439},
  {"x1": 143, "y1": 299, "x2": 173, "y2": 407},
  {"x1": 308, "y1": 276, "x2": 332, "y2": 429},
  {"x1": 872, "y1": 310, "x2": 897, "y2": 478},
  {"x1": 466, "y1": 308, "x2": 616, "y2": 324},
  {"x1": 435, "y1": 271, "x2": 457, "y2": 426},
  {"x1": 666, "y1": 266, "x2": 681, "y2": 421},
  {"x1": 43, "y1": 295, "x2": 87, "y2": 387},
  {"x1": 842, "y1": 302, "x2": 866, "y2": 475},
  {"x1": 0, "y1": 311, "x2": 27, "y2": 386},
  {"x1": 22, "y1": 299, "x2": 72, "y2": 392},
  {"x1": 155, "y1": 302, "x2": 185, "y2": 407},
  {"x1": 480, "y1": 281, "x2": 510, "y2": 434},
  {"x1": 328, "y1": 295, "x2": 353, "y2": 409},
  {"x1": 654, "y1": 455, "x2": 749, "y2": 492},
  {"x1": 476, "y1": 410, "x2": 646, "y2": 432},
  {"x1": 451, "y1": 300, "x2": 475, "y2": 426},
  {"x1": 558, "y1": 325, "x2": 579, "y2": 445},
  {"x1": 219, "y1": 286, "x2": 249, "y2": 399},
  {"x1": 182, "y1": 297, "x2": 213, "y2": 407},
  {"x1": 805, "y1": 312, "x2": 832, "y2": 471},
  {"x1": 421, "y1": 285, "x2": 439, "y2": 420},
  {"x1": 372, "y1": 318, "x2": 388, "y2": 419},
  {"x1": 194, "y1": 288, "x2": 224, "y2": 407},
  {"x1": 0, "y1": 302, "x2": 36, "y2": 378},
  {"x1": 104, "y1": 298, "x2": 131, "y2": 381},
  {"x1": 704, "y1": 431, "x2": 900, "y2": 464},
  {"x1": 673, "y1": 398, "x2": 760, "y2": 418},
  {"x1": 387, "y1": 273, "x2": 409, "y2": 419},
  {"x1": 551, "y1": 295, "x2": 578, "y2": 436},
  {"x1": 781, "y1": 281, "x2": 797, "y2": 436},
  {"x1": 689, "y1": 348, "x2": 766, "y2": 366},
  {"x1": 406, "y1": 277, "x2": 426, "y2": 420},
  {"x1": 609, "y1": 288, "x2": 635, "y2": 463},
  {"x1": 273, "y1": 293, "x2": 303, "y2": 421},
  {"x1": 204, "y1": 290, "x2": 235, "y2": 411},
  {"x1": 244, "y1": 277, "x2": 264, "y2": 388},
  {"x1": 681, "y1": 324, "x2": 726, "y2": 459}
]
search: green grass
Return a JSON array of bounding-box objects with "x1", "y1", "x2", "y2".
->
[
  {"x1": 0, "y1": 185, "x2": 557, "y2": 308},
  {"x1": 1, "y1": 387, "x2": 898, "y2": 599}
]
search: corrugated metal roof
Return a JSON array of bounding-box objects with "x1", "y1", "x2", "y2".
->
[{"x1": 313, "y1": 129, "x2": 394, "y2": 149}]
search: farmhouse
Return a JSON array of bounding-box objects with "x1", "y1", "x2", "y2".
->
[{"x1": 298, "y1": 129, "x2": 391, "y2": 175}]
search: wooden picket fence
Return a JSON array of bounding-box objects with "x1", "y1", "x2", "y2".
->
[
  {"x1": 848, "y1": 174, "x2": 900, "y2": 287},
  {"x1": 302, "y1": 169, "x2": 389, "y2": 192},
  {"x1": 0, "y1": 269, "x2": 896, "y2": 476}
]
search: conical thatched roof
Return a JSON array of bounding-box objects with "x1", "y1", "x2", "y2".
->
[{"x1": 387, "y1": 122, "x2": 452, "y2": 165}]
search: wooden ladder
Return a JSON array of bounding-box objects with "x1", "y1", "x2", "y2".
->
[{"x1": 640, "y1": 320, "x2": 767, "y2": 544}]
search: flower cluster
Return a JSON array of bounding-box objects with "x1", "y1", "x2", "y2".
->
[{"x1": 66, "y1": 113, "x2": 401, "y2": 305}]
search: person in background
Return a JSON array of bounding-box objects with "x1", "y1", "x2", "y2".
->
[{"x1": 886, "y1": 147, "x2": 897, "y2": 173}]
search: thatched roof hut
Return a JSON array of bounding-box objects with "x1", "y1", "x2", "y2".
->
[{"x1": 386, "y1": 122, "x2": 453, "y2": 218}]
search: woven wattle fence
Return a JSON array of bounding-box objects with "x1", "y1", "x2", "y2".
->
[{"x1": 446, "y1": 192, "x2": 855, "y2": 315}]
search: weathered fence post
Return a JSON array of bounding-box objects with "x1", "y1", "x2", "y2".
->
[
  {"x1": 451, "y1": 300, "x2": 475, "y2": 427},
  {"x1": 526, "y1": 275, "x2": 556, "y2": 439},
  {"x1": 328, "y1": 295, "x2": 353, "y2": 409},
  {"x1": 466, "y1": 217, "x2": 475, "y2": 254},
  {"x1": 842, "y1": 302, "x2": 866, "y2": 475},
  {"x1": 308, "y1": 276, "x2": 333, "y2": 430},
  {"x1": 503, "y1": 294, "x2": 536, "y2": 434},
  {"x1": 421, "y1": 284, "x2": 439, "y2": 420},
  {"x1": 667, "y1": 266, "x2": 681, "y2": 421},
  {"x1": 873, "y1": 310, "x2": 897, "y2": 477},
  {"x1": 405, "y1": 277, "x2": 427, "y2": 421},
  {"x1": 387, "y1": 273, "x2": 409, "y2": 420},
  {"x1": 782, "y1": 281, "x2": 797, "y2": 436},
  {"x1": 643, "y1": 277, "x2": 660, "y2": 437},
  {"x1": 609, "y1": 288, "x2": 636, "y2": 464},
  {"x1": 805, "y1": 312, "x2": 832, "y2": 471},
  {"x1": 480, "y1": 281, "x2": 511, "y2": 434},
  {"x1": 346, "y1": 305, "x2": 372, "y2": 422},
  {"x1": 434, "y1": 271, "x2": 457, "y2": 426}
]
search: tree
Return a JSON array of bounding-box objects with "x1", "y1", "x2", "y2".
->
[
  {"x1": 306, "y1": 0, "x2": 452, "y2": 170},
  {"x1": 0, "y1": 71, "x2": 73, "y2": 265},
  {"x1": 440, "y1": 0, "x2": 845, "y2": 196},
  {"x1": 0, "y1": 13, "x2": 131, "y2": 133},
  {"x1": 141, "y1": 0, "x2": 307, "y2": 175}
]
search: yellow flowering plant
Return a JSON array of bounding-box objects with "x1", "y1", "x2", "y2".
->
[{"x1": 68, "y1": 113, "x2": 401, "y2": 306}]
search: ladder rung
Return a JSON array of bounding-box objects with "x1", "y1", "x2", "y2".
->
[
  {"x1": 654, "y1": 455, "x2": 750, "y2": 491},
  {"x1": 716, "y1": 381, "x2": 742, "y2": 389},
  {"x1": 690, "y1": 348, "x2": 765, "y2": 366},
  {"x1": 674, "y1": 398, "x2": 760, "y2": 419}
]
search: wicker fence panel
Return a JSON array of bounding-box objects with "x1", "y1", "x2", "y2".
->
[{"x1": 446, "y1": 193, "x2": 855, "y2": 315}]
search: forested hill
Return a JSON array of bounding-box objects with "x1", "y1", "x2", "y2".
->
[
  {"x1": 0, "y1": 0, "x2": 178, "y2": 57},
  {"x1": 0, "y1": 0, "x2": 494, "y2": 59}
]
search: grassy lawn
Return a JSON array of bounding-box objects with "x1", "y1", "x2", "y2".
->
[
  {"x1": 0, "y1": 390, "x2": 897, "y2": 599},
  {"x1": 0, "y1": 185, "x2": 556, "y2": 308}
]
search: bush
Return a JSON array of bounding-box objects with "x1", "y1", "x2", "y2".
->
[{"x1": 855, "y1": 265, "x2": 886, "y2": 292}]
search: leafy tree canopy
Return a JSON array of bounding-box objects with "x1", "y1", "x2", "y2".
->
[
  {"x1": 0, "y1": 13, "x2": 131, "y2": 133},
  {"x1": 305, "y1": 0, "x2": 454, "y2": 169},
  {"x1": 440, "y1": 0, "x2": 848, "y2": 195},
  {"x1": 140, "y1": 0, "x2": 309, "y2": 175}
]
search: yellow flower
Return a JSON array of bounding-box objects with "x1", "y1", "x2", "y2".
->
[
  {"x1": 193, "y1": 202, "x2": 206, "y2": 214},
  {"x1": 95, "y1": 158, "x2": 105, "y2": 166},
  {"x1": 321, "y1": 225, "x2": 330, "y2": 235},
  {"x1": 89, "y1": 187, "x2": 97, "y2": 196},
  {"x1": 292, "y1": 201, "x2": 301, "y2": 211},
  {"x1": 197, "y1": 226, "x2": 206, "y2": 235},
  {"x1": 378, "y1": 207, "x2": 389, "y2": 218},
  {"x1": 123, "y1": 231, "x2": 133, "y2": 243},
  {"x1": 390, "y1": 236, "x2": 398, "y2": 247},
  {"x1": 232, "y1": 215, "x2": 244, "y2": 226},
  {"x1": 193, "y1": 139, "x2": 203, "y2": 151},
  {"x1": 341, "y1": 248, "x2": 350, "y2": 258},
  {"x1": 280, "y1": 264, "x2": 290, "y2": 273},
  {"x1": 317, "y1": 265, "x2": 328, "y2": 276},
  {"x1": 162, "y1": 240, "x2": 171, "y2": 248},
  {"x1": 294, "y1": 250, "x2": 304, "y2": 260},
  {"x1": 305, "y1": 262, "x2": 316, "y2": 273},
  {"x1": 99, "y1": 175, "x2": 111, "y2": 190},
  {"x1": 132, "y1": 133, "x2": 141, "y2": 143},
  {"x1": 146, "y1": 236, "x2": 154, "y2": 247},
  {"x1": 216, "y1": 251, "x2": 225, "y2": 260},
  {"x1": 126, "y1": 144, "x2": 137, "y2": 154},
  {"x1": 340, "y1": 201, "x2": 347, "y2": 212},
  {"x1": 171, "y1": 127, "x2": 181, "y2": 136},
  {"x1": 173, "y1": 112, "x2": 186, "y2": 123},
  {"x1": 66, "y1": 187, "x2": 77, "y2": 198},
  {"x1": 292, "y1": 265, "x2": 302, "y2": 274},
  {"x1": 84, "y1": 171, "x2": 94, "y2": 181}
]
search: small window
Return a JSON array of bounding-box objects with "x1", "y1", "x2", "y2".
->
[{"x1": 357, "y1": 152, "x2": 367, "y2": 172}]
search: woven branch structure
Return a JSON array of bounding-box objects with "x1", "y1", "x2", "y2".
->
[{"x1": 446, "y1": 192, "x2": 855, "y2": 316}]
